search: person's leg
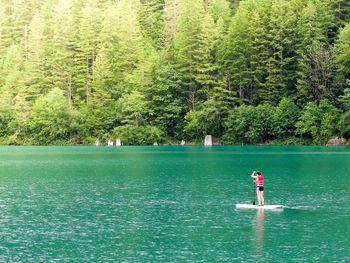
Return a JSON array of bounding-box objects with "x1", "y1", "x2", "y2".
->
[
  {"x1": 256, "y1": 188, "x2": 260, "y2": 205},
  {"x1": 260, "y1": 191, "x2": 264, "y2": 205},
  {"x1": 257, "y1": 190, "x2": 262, "y2": 205}
]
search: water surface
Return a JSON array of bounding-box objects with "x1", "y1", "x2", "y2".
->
[{"x1": 0, "y1": 146, "x2": 349, "y2": 262}]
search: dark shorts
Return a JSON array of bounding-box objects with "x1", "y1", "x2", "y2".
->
[{"x1": 257, "y1": 186, "x2": 264, "y2": 191}]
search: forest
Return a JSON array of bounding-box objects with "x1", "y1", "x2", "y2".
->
[{"x1": 0, "y1": 0, "x2": 350, "y2": 145}]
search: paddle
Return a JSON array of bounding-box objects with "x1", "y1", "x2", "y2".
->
[
  {"x1": 251, "y1": 171, "x2": 256, "y2": 205},
  {"x1": 252, "y1": 180, "x2": 256, "y2": 205}
]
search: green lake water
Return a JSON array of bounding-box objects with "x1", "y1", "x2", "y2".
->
[{"x1": 0, "y1": 146, "x2": 349, "y2": 262}]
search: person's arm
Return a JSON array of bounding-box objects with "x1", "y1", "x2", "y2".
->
[
  {"x1": 251, "y1": 171, "x2": 256, "y2": 183},
  {"x1": 251, "y1": 171, "x2": 256, "y2": 178}
]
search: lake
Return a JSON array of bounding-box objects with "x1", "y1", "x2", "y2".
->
[{"x1": 0, "y1": 146, "x2": 349, "y2": 262}]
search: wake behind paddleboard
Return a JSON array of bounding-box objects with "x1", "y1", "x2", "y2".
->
[{"x1": 236, "y1": 204, "x2": 284, "y2": 210}]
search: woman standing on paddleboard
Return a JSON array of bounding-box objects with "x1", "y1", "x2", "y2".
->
[{"x1": 252, "y1": 171, "x2": 264, "y2": 206}]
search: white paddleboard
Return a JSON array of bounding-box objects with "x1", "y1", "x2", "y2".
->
[{"x1": 236, "y1": 204, "x2": 284, "y2": 210}]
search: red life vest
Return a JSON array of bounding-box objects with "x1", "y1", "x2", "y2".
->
[{"x1": 256, "y1": 175, "x2": 264, "y2": 186}]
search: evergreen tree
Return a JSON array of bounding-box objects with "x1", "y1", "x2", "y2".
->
[
  {"x1": 263, "y1": 0, "x2": 291, "y2": 103},
  {"x1": 23, "y1": 10, "x2": 46, "y2": 100},
  {"x1": 81, "y1": 51, "x2": 115, "y2": 140},
  {"x1": 0, "y1": 92, "x2": 14, "y2": 141},
  {"x1": 163, "y1": 0, "x2": 182, "y2": 48},
  {"x1": 195, "y1": 12, "x2": 217, "y2": 99},
  {"x1": 0, "y1": 44, "x2": 25, "y2": 95},
  {"x1": 98, "y1": 0, "x2": 145, "y2": 97},
  {"x1": 335, "y1": 23, "x2": 350, "y2": 89},
  {"x1": 140, "y1": 0, "x2": 165, "y2": 50},
  {"x1": 0, "y1": 2, "x2": 8, "y2": 58},
  {"x1": 219, "y1": 1, "x2": 252, "y2": 101},
  {"x1": 174, "y1": 0, "x2": 207, "y2": 110},
  {"x1": 208, "y1": 0, "x2": 231, "y2": 25},
  {"x1": 294, "y1": 1, "x2": 327, "y2": 104},
  {"x1": 228, "y1": 0, "x2": 241, "y2": 13},
  {"x1": 76, "y1": 0, "x2": 101, "y2": 104},
  {"x1": 145, "y1": 63, "x2": 185, "y2": 137},
  {"x1": 326, "y1": 0, "x2": 350, "y2": 41},
  {"x1": 48, "y1": 0, "x2": 79, "y2": 108},
  {"x1": 0, "y1": 0, "x2": 349, "y2": 145},
  {"x1": 10, "y1": 0, "x2": 41, "y2": 43},
  {"x1": 248, "y1": 5, "x2": 271, "y2": 104},
  {"x1": 119, "y1": 91, "x2": 149, "y2": 126}
]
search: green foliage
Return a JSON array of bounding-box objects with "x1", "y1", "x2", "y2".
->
[
  {"x1": 224, "y1": 103, "x2": 275, "y2": 144},
  {"x1": 23, "y1": 10, "x2": 47, "y2": 100},
  {"x1": 113, "y1": 125, "x2": 165, "y2": 145},
  {"x1": 98, "y1": 0, "x2": 145, "y2": 96},
  {"x1": 0, "y1": 0, "x2": 349, "y2": 145},
  {"x1": 339, "y1": 87, "x2": 350, "y2": 110},
  {"x1": 208, "y1": 0, "x2": 232, "y2": 25},
  {"x1": 48, "y1": 0, "x2": 78, "y2": 100},
  {"x1": 1, "y1": 44, "x2": 25, "y2": 93},
  {"x1": 139, "y1": 0, "x2": 165, "y2": 49},
  {"x1": 0, "y1": 93, "x2": 14, "y2": 139},
  {"x1": 174, "y1": 0, "x2": 210, "y2": 110},
  {"x1": 219, "y1": 3, "x2": 251, "y2": 101},
  {"x1": 183, "y1": 89, "x2": 237, "y2": 140},
  {"x1": 267, "y1": 137, "x2": 309, "y2": 146},
  {"x1": 118, "y1": 91, "x2": 149, "y2": 126},
  {"x1": 272, "y1": 98, "x2": 300, "y2": 138},
  {"x1": 295, "y1": 99, "x2": 341, "y2": 144},
  {"x1": 339, "y1": 110, "x2": 350, "y2": 138},
  {"x1": 27, "y1": 88, "x2": 73, "y2": 144},
  {"x1": 325, "y1": 0, "x2": 350, "y2": 41},
  {"x1": 295, "y1": 1, "x2": 330, "y2": 104},
  {"x1": 335, "y1": 23, "x2": 350, "y2": 86},
  {"x1": 303, "y1": 46, "x2": 337, "y2": 103},
  {"x1": 145, "y1": 64, "x2": 185, "y2": 137},
  {"x1": 75, "y1": 0, "x2": 102, "y2": 104},
  {"x1": 183, "y1": 111, "x2": 202, "y2": 140}
]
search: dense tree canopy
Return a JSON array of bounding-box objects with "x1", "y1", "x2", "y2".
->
[{"x1": 0, "y1": 0, "x2": 350, "y2": 145}]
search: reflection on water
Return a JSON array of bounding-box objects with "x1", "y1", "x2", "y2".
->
[{"x1": 254, "y1": 208, "x2": 265, "y2": 255}]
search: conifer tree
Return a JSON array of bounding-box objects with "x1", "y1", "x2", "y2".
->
[
  {"x1": 0, "y1": 0, "x2": 350, "y2": 144},
  {"x1": 0, "y1": 3, "x2": 7, "y2": 58},
  {"x1": 98, "y1": 0, "x2": 145, "y2": 97},
  {"x1": 76, "y1": 0, "x2": 101, "y2": 104},
  {"x1": 208, "y1": 0, "x2": 231, "y2": 26},
  {"x1": 263, "y1": 0, "x2": 290, "y2": 103},
  {"x1": 295, "y1": 1, "x2": 327, "y2": 104},
  {"x1": 1, "y1": 44, "x2": 25, "y2": 95},
  {"x1": 174, "y1": 0, "x2": 206, "y2": 110},
  {"x1": 140, "y1": 0, "x2": 165, "y2": 50},
  {"x1": 23, "y1": 10, "x2": 46, "y2": 100},
  {"x1": 145, "y1": 62, "x2": 185, "y2": 137},
  {"x1": 163, "y1": 0, "x2": 182, "y2": 49},
  {"x1": 48, "y1": 0, "x2": 79, "y2": 108},
  {"x1": 219, "y1": 1, "x2": 252, "y2": 101},
  {"x1": 326, "y1": 0, "x2": 350, "y2": 40},
  {"x1": 195, "y1": 12, "x2": 217, "y2": 98},
  {"x1": 248, "y1": 5, "x2": 271, "y2": 104},
  {"x1": 8, "y1": 0, "x2": 41, "y2": 43},
  {"x1": 335, "y1": 23, "x2": 350, "y2": 87}
]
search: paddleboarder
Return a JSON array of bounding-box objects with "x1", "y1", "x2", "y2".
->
[{"x1": 252, "y1": 171, "x2": 264, "y2": 206}]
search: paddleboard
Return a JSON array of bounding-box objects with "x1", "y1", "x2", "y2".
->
[{"x1": 236, "y1": 204, "x2": 284, "y2": 210}]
